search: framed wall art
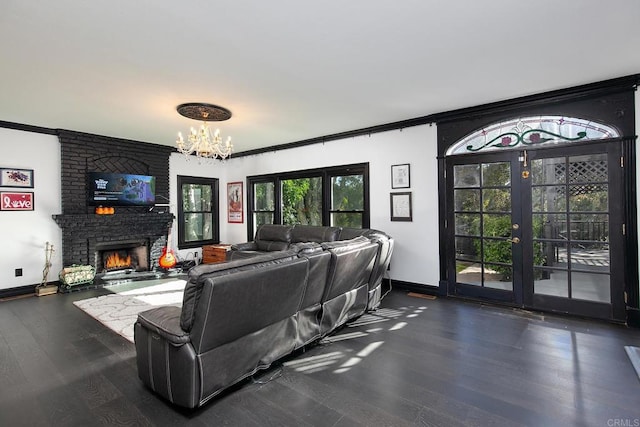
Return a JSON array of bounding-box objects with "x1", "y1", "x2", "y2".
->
[
  {"x1": 1, "y1": 192, "x2": 34, "y2": 211},
  {"x1": 390, "y1": 192, "x2": 412, "y2": 221},
  {"x1": 391, "y1": 163, "x2": 410, "y2": 189},
  {"x1": 0, "y1": 168, "x2": 34, "y2": 188},
  {"x1": 227, "y1": 181, "x2": 244, "y2": 223}
]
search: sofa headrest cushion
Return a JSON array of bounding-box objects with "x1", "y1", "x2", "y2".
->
[
  {"x1": 291, "y1": 241, "x2": 324, "y2": 255},
  {"x1": 291, "y1": 225, "x2": 341, "y2": 243},
  {"x1": 321, "y1": 235, "x2": 372, "y2": 253},
  {"x1": 255, "y1": 224, "x2": 293, "y2": 242},
  {"x1": 338, "y1": 227, "x2": 368, "y2": 240}
]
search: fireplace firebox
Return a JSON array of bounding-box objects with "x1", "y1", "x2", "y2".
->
[{"x1": 95, "y1": 240, "x2": 149, "y2": 273}]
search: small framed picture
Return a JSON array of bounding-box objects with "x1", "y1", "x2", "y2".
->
[
  {"x1": 390, "y1": 192, "x2": 412, "y2": 222},
  {"x1": 0, "y1": 168, "x2": 34, "y2": 188},
  {"x1": 0, "y1": 192, "x2": 34, "y2": 211},
  {"x1": 391, "y1": 164, "x2": 410, "y2": 189},
  {"x1": 227, "y1": 181, "x2": 243, "y2": 223}
]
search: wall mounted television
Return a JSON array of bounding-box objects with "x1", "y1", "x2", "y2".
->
[{"x1": 87, "y1": 172, "x2": 156, "y2": 206}]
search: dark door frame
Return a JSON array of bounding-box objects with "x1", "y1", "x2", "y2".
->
[
  {"x1": 435, "y1": 78, "x2": 638, "y2": 324},
  {"x1": 445, "y1": 140, "x2": 626, "y2": 321}
]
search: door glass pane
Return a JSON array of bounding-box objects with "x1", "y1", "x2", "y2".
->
[
  {"x1": 532, "y1": 214, "x2": 567, "y2": 239},
  {"x1": 483, "y1": 239, "x2": 512, "y2": 264},
  {"x1": 534, "y1": 268, "x2": 569, "y2": 297},
  {"x1": 569, "y1": 184, "x2": 608, "y2": 212},
  {"x1": 482, "y1": 162, "x2": 510, "y2": 186},
  {"x1": 483, "y1": 189, "x2": 511, "y2": 212},
  {"x1": 281, "y1": 177, "x2": 322, "y2": 225},
  {"x1": 569, "y1": 214, "x2": 608, "y2": 241},
  {"x1": 456, "y1": 237, "x2": 481, "y2": 286},
  {"x1": 531, "y1": 157, "x2": 566, "y2": 185},
  {"x1": 454, "y1": 164, "x2": 480, "y2": 187},
  {"x1": 532, "y1": 186, "x2": 566, "y2": 212},
  {"x1": 570, "y1": 242, "x2": 609, "y2": 273},
  {"x1": 454, "y1": 189, "x2": 480, "y2": 211},
  {"x1": 484, "y1": 265, "x2": 512, "y2": 291},
  {"x1": 569, "y1": 154, "x2": 608, "y2": 183},
  {"x1": 455, "y1": 237, "x2": 480, "y2": 262},
  {"x1": 456, "y1": 261, "x2": 482, "y2": 286},
  {"x1": 572, "y1": 272, "x2": 611, "y2": 303},
  {"x1": 455, "y1": 213, "x2": 480, "y2": 236},
  {"x1": 482, "y1": 214, "x2": 511, "y2": 237},
  {"x1": 533, "y1": 241, "x2": 566, "y2": 268}
]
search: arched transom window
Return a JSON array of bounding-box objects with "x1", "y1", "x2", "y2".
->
[{"x1": 446, "y1": 115, "x2": 620, "y2": 155}]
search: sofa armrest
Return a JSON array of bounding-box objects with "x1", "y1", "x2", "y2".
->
[
  {"x1": 137, "y1": 306, "x2": 190, "y2": 345},
  {"x1": 231, "y1": 242, "x2": 258, "y2": 251}
]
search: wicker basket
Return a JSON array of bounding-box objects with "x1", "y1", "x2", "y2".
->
[{"x1": 59, "y1": 265, "x2": 96, "y2": 289}]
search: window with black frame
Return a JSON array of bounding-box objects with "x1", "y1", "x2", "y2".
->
[
  {"x1": 177, "y1": 175, "x2": 219, "y2": 249},
  {"x1": 247, "y1": 163, "x2": 369, "y2": 239}
]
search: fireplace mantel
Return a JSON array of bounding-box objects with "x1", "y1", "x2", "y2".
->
[{"x1": 53, "y1": 212, "x2": 173, "y2": 229}]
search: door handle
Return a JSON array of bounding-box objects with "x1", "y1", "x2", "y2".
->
[{"x1": 507, "y1": 237, "x2": 521, "y2": 244}]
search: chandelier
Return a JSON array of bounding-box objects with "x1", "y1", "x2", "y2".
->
[{"x1": 175, "y1": 103, "x2": 233, "y2": 160}]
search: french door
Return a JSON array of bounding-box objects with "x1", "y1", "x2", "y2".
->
[{"x1": 447, "y1": 141, "x2": 626, "y2": 321}]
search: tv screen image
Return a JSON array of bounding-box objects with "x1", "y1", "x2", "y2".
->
[{"x1": 88, "y1": 172, "x2": 156, "y2": 206}]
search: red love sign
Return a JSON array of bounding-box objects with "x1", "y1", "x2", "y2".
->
[{"x1": 0, "y1": 192, "x2": 34, "y2": 211}]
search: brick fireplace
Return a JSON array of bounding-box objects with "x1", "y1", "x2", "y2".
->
[
  {"x1": 52, "y1": 130, "x2": 175, "y2": 274},
  {"x1": 53, "y1": 212, "x2": 173, "y2": 272}
]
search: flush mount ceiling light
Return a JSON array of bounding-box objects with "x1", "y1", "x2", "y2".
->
[{"x1": 175, "y1": 102, "x2": 233, "y2": 160}]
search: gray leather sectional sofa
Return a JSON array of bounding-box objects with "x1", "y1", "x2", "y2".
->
[{"x1": 134, "y1": 225, "x2": 393, "y2": 408}]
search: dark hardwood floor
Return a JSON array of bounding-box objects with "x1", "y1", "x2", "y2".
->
[{"x1": 1, "y1": 285, "x2": 640, "y2": 426}]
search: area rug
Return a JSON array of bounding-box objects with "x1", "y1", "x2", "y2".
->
[
  {"x1": 625, "y1": 346, "x2": 640, "y2": 381},
  {"x1": 73, "y1": 279, "x2": 187, "y2": 343}
]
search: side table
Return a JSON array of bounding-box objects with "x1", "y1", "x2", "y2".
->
[{"x1": 202, "y1": 244, "x2": 231, "y2": 264}]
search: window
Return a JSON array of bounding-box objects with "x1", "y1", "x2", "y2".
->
[
  {"x1": 177, "y1": 175, "x2": 219, "y2": 249},
  {"x1": 281, "y1": 176, "x2": 323, "y2": 226},
  {"x1": 247, "y1": 163, "x2": 369, "y2": 238},
  {"x1": 446, "y1": 116, "x2": 620, "y2": 155},
  {"x1": 253, "y1": 180, "x2": 275, "y2": 229},
  {"x1": 330, "y1": 173, "x2": 365, "y2": 227}
]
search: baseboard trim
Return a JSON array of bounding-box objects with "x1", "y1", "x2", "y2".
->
[
  {"x1": 0, "y1": 281, "x2": 63, "y2": 299},
  {"x1": 389, "y1": 279, "x2": 441, "y2": 297},
  {"x1": 0, "y1": 284, "x2": 37, "y2": 299}
]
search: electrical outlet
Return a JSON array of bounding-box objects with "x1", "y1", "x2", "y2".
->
[{"x1": 15, "y1": 268, "x2": 23, "y2": 277}]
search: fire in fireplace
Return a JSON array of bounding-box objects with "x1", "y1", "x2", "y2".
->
[
  {"x1": 95, "y1": 240, "x2": 149, "y2": 273},
  {"x1": 104, "y1": 251, "x2": 133, "y2": 270}
]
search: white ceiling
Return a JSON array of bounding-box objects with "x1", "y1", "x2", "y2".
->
[{"x1": 1, "y1": 1, "x2": 639, "y2": 153}]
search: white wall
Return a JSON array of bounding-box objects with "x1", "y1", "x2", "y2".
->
[
  {"x1": 0, "y1": 124, "x2": 439, "y2": 291},
  {"x1": 6, "y1": 92, "x2": 638, "y2": 294},
  {"x1": 216, "y1": 124, "x2": 440, "y2": 287},
  {"x1": 0, "y1": 128, "x2": 61, "y2": 290}
]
